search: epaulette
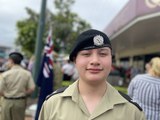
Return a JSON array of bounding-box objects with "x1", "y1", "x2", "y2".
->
[
  {"x1": 118, "y1": 91, "x2": 142, "y2": 111},
  {"x1": 45, "y1": 87, "x2": 67, "y2": 100}
]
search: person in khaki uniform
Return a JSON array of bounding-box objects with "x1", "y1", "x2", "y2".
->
[
  {"x1": 39, "y1": 29, "x2": 146, "y2": 120},
  {"x1": 0, "y1": 52, "x2": 35, "y2": 120}
]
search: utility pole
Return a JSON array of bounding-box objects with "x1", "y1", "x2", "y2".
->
[{"x1": 32, "y1": 0, "x2": 47, "y2": 98}]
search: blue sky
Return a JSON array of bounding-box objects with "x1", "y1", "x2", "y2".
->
[{"x1": 0, "y1": 0, "x2": 129, "y2": 48}]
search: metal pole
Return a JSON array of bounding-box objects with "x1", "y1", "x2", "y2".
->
[{"x1": 32, "y1": 0, "x2": 47, "y2": 98}]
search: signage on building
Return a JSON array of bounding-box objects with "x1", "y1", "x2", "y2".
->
[{"x1": 145, "y1": 0, "x2": 160, "y2": 8}]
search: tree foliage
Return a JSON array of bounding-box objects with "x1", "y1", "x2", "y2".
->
[
  {"x1": 16, "y1": 0, "x2": 91, "y2": 57},
  {"x1": 16, "y1": 8, "x2": 39, "y2": 57}
]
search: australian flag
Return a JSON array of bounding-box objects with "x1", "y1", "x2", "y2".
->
[{"x1": 35, "y1": 29, "x2": 54, "y2": 120}]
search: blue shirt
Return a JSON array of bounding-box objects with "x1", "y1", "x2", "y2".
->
[{"x1": 128, "y1": 74, "x2": 160, "y2": 120}]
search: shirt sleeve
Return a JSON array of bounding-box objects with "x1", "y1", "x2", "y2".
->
[
  {"x1": 128, "y1": 78, "x2": 136, "y2": 98},
  {"x1": 140, "y1": 113, "x2": 146, "y2": 120},
  {"x1": 0, "y1": 73, "x2": 5, "y2": 93},
  {"x1": 27, "y1": 72, "x2": 35, "y2": 89},
  {"x1": 135, "y1": 110, "x2": 146, "y2": 120},
  {"x1": 38, "y1": 101, "x2": 47, "y2": 120}
]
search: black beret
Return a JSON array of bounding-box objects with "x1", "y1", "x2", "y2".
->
[
  {"x1": 9, "y1": 52, "x2": 23, "y2": 64},
  {"x1": 69, "y1": 29, "x2": 112, "y2": 61}
]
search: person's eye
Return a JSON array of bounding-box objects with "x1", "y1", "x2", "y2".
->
[
  {"x1": 82, "y1": 53, "x2": 90, "y2": 56},
  {"x1": 80, "y1": 52, "x2": 91, "y2": 56},
  {"x1": 100, "y1": 52, "x2": 108, "y2": 56}
]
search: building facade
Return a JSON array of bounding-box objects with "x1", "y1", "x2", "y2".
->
[{"x1": 103, "y1": 0, "x2": 160, "y2": 71}]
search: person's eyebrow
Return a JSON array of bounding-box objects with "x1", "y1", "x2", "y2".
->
[{"x1": 99, "y1": 48, "x2": 110, "y2": 51}]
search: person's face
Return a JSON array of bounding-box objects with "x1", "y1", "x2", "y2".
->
[
  {"x1": 5, "y1": 58, "x2": 13, "y2": 69},
  {"x1": 75, "y1": 47, "x2": 112, "y2": 83},
  {"x1": 145, "y1": 63, "x2": 151, "y2": 73}
]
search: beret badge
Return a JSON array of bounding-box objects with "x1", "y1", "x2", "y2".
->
[{"x1": 93, "y1": 35, "x2": 104, "y2": 46}]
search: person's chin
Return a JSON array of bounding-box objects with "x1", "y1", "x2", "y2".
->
[{"x1": 86, "y1": 76, "x2": 104, "y2": 82}]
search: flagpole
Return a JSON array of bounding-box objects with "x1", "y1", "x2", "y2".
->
[
  {"x1": 32, "y1": 0, "x2": 47, "y2": 98},
  {"x1": 35, "y1": 27, "x2": 54, "y2": 120}
]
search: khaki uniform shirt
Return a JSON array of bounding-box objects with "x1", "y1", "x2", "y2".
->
[
  {"x1": 39, "y1": 81, "x2": 146, "y2": 120},
  {"x1": 0, "y1": 65, "x2": 35, "y2": 97}
]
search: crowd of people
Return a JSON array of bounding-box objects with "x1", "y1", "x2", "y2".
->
[{"x1": 0, "y1": 29, "x2": 159, "y2": 120}]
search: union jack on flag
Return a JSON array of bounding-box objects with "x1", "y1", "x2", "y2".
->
[{"x1": 43, "y1": 30, "x2": 54, "y2": 78}]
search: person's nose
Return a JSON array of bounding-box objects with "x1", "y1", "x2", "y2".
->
[{"x1": 90, "y1": 54, "x2": 100, "y2": 66}]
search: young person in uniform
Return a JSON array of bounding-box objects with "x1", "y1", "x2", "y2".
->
[
  {"x1": 0, "y1": 52, "x2": 35, "y2": 120},
  {"x1": 39, "y1": 29, "x2": 146, "y2": 120}
]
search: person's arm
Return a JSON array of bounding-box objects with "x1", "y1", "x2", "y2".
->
[
  {"x1": 0, "y1": 74, "x2": 5, "y2": 96},
  {"x1": 135, "y1": 110, "x2": 146, "y2": 120},
  {"x1": 127, "y1": 79, "x2": 135, "y2": 98},
  {"x1": 26, "y1": 72, "x2": 35, "y2": 96},
  {"x1": 140, "y1": 113, "x2": 146, "y2": 120},
  {"x1": 25, "y1": 87, "x2": 35, "y2": 96},
  {"x1": 0, "y1": 91, "x2": 4, "y2": 96},
  {"x1": 38, "y1": 101, "x2": 47, "y2": 120}
]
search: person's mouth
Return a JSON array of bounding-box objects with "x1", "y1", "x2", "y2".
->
[{"x1": 87, "y1": 68, "x2": 103, "y2": 73}]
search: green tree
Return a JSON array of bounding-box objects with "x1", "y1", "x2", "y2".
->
[
  {"x1": 16, "y1": 8, "x2": 39, "y2": 57},
  {"x1": 16, "y1": 0, "x2": 91, "y2": 57}
]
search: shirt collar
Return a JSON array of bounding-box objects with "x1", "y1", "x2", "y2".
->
[
  {"x1": 60, "y1": 80, "x2": 128, "y2": 118},
  {"x1": 11, "y1": 65, "x2": 22, "y2": 69},
  {"x1": 91, "y1": 83, "x2": 128, "y2": 119},
  {"x1": 61, "y1": 80, "x2": 127, "y2": 105},
  {"x1": 60, "y1": 80, "x2": 79, "y2": 102}
]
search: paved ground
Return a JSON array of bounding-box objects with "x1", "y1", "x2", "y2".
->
[
  {"x1": 25, "y1": 116, "x2": 33, "y2": 120},
  {"x1": 25, "y1": 98, "x2": 37, "y2": 120}
]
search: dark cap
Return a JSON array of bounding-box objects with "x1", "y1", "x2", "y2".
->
[
  {"x1": 69, "y1": 29, "x2": 112, "y2": 61},
  {"x1": 9, "y1": 52, "x2": 23, "y2": 64}
]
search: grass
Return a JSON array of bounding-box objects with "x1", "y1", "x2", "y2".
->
[
  {"x1": 62, "y1": 81, "x2": 73, "y2": 87},
  {"x1": 114, "y1": 86, "x2": 127, "y2": 94}
]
